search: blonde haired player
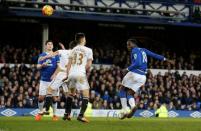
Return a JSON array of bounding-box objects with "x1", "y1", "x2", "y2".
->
[{"x1": 63, "y1": 33, "x2": 93, "y2": 123}]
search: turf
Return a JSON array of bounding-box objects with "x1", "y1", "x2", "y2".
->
[{"x1": 0, "y1": 117, "x2": 201, "y2": 131}]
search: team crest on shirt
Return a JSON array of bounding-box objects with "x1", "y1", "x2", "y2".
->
[{"x1": 45, "y1": 59, "x2": 53, "y2": 66}]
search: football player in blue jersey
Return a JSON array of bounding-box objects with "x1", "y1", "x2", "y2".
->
[
  {"x1": 35, "y1": 40, "x2": 60, "y2": 121},
  {"x1": 119, "y1": 38, "x2": 174, "y2": 119}
]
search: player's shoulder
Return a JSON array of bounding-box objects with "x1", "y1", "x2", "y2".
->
[
  {"x1": 133, "y1": 47, "x2": 145, "y2": 52},
  {"x1": 132, "y1": 47, "x2": 139, "y2": 52},
  {"x1": 74, "y1": 45, "x2": 92, "y2": 52},
  {"x1": 83, "y1": 46, "x2": 92, "y2": 52}
]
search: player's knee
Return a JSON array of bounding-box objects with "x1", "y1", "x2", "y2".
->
[
  {"x1": 52, "y1": 99, "x2": 57, "y2": 104},
  {"x1": 38, "y1": 98, "x2": 44, "y2": 103},
  {"x1": 38, "y1": 96, "x2": 45, "y2": 102},
  {"x1": 47, "y1": 86, "x2": 53, "y2": 94},
  {"x1": 82, "y1": 89, "x2": 89, "y2": 97},
  {"x1": 52, "y1": 96, "x2": 58, "y2": 102}
]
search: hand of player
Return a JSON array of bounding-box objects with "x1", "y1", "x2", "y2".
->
[
  {"x1": 59, "y1": 42, "x2": 65, "y2": 50},
  {"x1": 41, "y1": 62, "x2": 48, "y2": 68}
]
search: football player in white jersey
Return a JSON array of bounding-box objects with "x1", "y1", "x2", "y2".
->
[
  {"x1": 38, "y1": 41, "x2": 77, "y2": 120},
  {"x1": 63, "y1": 33, "x2": 93, "y2": 123}
]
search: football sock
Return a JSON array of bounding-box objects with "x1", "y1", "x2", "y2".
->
[
  {"x1": 127, "y1": 94, "x2": 135, "y2": 109},
  {"x1": 79, "y1": 97, "x2": 89, "y2": 117},
  {"x1": 119, "y1": 88, "x2": 128, "y2": 110},
  {"x1": 52, "y1": 100, "x2": 57, "y2": 115},
  {"x1": 45, "y1": 96, "x2": 52, "y2": 112},
  {"x1": 65, "y1": 96, "x2": 73, "y2": 115},
  {"x1": 38, "y1": 100, "x2": 44, "y2": 113}
]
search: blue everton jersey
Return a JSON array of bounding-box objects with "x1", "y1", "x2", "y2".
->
[
  {"x1": 127, "y1": 48, "x2": 166, "y2": 75},
  {"x1": 38, "y1": 52, "x2": 60, "y2": 82}
]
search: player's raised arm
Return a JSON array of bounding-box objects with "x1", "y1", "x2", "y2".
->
[{"x1": 143, "y1": 48, "x2": 175, "y2": 64}]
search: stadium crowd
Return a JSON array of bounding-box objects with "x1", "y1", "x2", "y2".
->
[
  {"x1": 0, "y1": 64, "x2": 200, "y2": 110},
  {"x1": 0, "y1": 44, "x2": 200, "y2": 70}
]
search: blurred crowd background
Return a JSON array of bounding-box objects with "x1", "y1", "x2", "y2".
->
[{"x1": 0, "y1": 22, "x2": 200, "y2": 111}]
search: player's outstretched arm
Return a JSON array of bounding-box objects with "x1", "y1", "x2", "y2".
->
[
  {"x1": 143, "y1": 48, "x2": 166, "y2": 61},
  {"x1": 36, "y1": 63, "x2": 48, "y2": 70},
  {"x1": 38, "y1": 51, "x2": 59, "y2": 62}
]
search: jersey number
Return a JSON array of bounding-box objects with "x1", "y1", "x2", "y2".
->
[{"x1": 72, "y1": 53, "x2": 83, "y2": 65}]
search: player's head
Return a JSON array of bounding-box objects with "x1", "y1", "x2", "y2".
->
[
  {"x1": 69, "y1": 40, "x2": 77, "y2": 49},
  {"x1": 75, "y1": 32, "x2": 86, "y2": 45},
  {"x1": 45, "y1": 40, "x2": 53, "y2": 51},
  {"x1": 127, "y1": 38, "x2": 138, "y2": 51}
]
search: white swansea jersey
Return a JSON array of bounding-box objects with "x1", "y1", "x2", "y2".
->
[
  {"x1": 58, "y1": 49, "x2": 71, "y2": 71},
  {"x1": 69, "y1": 45, "x2": 93, "y2": 76}
]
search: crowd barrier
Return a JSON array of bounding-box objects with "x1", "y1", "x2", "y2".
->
[{"x1": 0, "y1": 108, "x2": 200, "y2": 118}]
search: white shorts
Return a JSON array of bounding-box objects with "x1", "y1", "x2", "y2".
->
[
  {"x1": 122, "y1": 71, "x2": 146, "y2": 92},
  {"x1": 67, "y1": 74, "x2": 90, "y2": 91},
  {"x1": 49, "y1": 72, "x2": 68, "y2": 96},
  {"x1": 39, "y1": 80, "x2": 51, "y2": 96}
]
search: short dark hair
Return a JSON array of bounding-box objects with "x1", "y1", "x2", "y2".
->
[
  {"x1": 75, "y1": 33, "x2": 85, "y2": 43},
  {"x1": 45, "y1": 40, "x2": 53, "y2": 45},
  {"x1": 127, "y1": 38, "x2": 138, "y2": 45},
  {"x1": 69, "y1": 40, "x2": 77, "y2": 49}
]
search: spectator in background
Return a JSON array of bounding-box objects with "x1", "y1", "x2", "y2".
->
[{"x1": 0, "y1": 63, "x2": 200, "y2": 110}]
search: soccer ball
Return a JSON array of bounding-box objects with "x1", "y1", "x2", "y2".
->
[{"x1": 42, "y1": 5, "x2": 54, "y2": 16}]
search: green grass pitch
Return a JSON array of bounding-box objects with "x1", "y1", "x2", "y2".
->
[{"x1": 0, "y1": 117, "x2": 201, "y2": 131}]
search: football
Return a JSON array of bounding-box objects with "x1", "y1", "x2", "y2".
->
[{"x1": 42, "y1": 5, "x2": 54, "y2": 16}]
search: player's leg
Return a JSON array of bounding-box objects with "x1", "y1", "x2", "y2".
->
[
  {"x1": 119, "y1": 88, "x2": 137, "y2": 119},
  {"x1": 119, "y1": 72, "x2": 131, "y2": 119},
  {"x1": 124, "y1": 73, "x2": 146, "y2": 119},
  {"x1": 126, "y1": 89, "x2": 138, "y2": 118},
  {"x1": 35, "y1": 81, "x2": 48, "y2": 121},
  {"x1": 63, "y1": 91, "x2": 75, "y2": 121},
  {"x1": 119, "y1": 86, "x2": 129, "y2": 112},
  {"x1": 77, "y1": 88, "x2": 89, "y2": 123},
  {"x1": 63, "y1": 77, "x2": 76, "y2": 121},
  {"x1": 38, "y1": 95, "x2": 45, "y2": 114},
  {"x1": 44, "y1": 95, "x2": 52, "y2": 115},
  {"x1": 52, "y1": 96, "x2": 59, "y2": 121},
  {"x1": 49, "y1": 72, "x2": 67, "y2": 121}
]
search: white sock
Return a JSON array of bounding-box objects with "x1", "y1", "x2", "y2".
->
[
  {"x1": 38, "y1": 101, "x2": 44, "y2": 113},
  {"x1": 128, "y1": 98, "x2": 136, "y2": 109},
  {"x1": 120, "y1": 98, "x2": 128, "y2": 110},
  {"x1": 52, "y1": 102, "x2": 57, "y2": 115}
]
